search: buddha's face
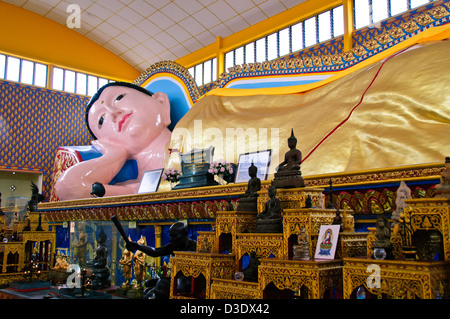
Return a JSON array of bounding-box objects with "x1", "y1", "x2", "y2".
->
[
  {"x1": 248, "y1": 166, "x2": 257, "y2": 177},
  {"x1": 87, "y1": 85, "x2": 170, "y2": 154},
  {"x1": 288, "y1": 137, "x2": 297, "y2": 149}
]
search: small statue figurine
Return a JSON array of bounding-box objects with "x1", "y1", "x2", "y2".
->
[
  {"x1": 225, "y1": 196, "x2": 234, "y2": 211},
  {"x1": 318, "y1": 193, "x2": 325, "y2": 209},
  {"x1": 254, "y1": 184, "x2": 283, "y2": 233},
  {"x1": 272, "y1": 129, "x2": 305, "y2": 188},
  {"x1": 372, "y1": 214, "x2": 393, "y2": 259},
  {"x1": 327, "y1": 179, "x2": 335, "y2": 209},
  {"x1": 242, "y1": 251, "x2": 260, "y2": 282},
  {"x1": 133, "y1": 235, "x2": 147, "y2": 291},
  {"x1": 236, "y1": 162, "x2": 261, "y2": 212},
  {"x1": 303, "y1": 195, "x2": 312, "y2": 208},
  {"x1": 332, "y1": 209, "x2": 343, "y2": 232},
  {"x1": 257, "y1": 185, "x2": 281, "y2": 220},
  {"x1": 392, "y1": 181, "x2": 412, "y2": 223},
  {"x1": 90, "y1": 228, "x2": 111, "y2": 290},
  {"x1": 292, "y1": 228, "x2": 310, "y2": 260},
  {"x1": 74, "y1": 222, "x2": 88, "y2": 267},
  {"x1": 118, "y1": 243, "x2": 133, "y2": 291},
  {"x1": 53, "y1": 252, "x2": 69, "y2": 270},
  {"x1": 277, "y1": 129, "x2": 302, "y2": 171}
]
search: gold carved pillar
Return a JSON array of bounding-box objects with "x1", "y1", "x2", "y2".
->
[{"x1": 154, "y1": 225, "x2": 161, "y2": 267}]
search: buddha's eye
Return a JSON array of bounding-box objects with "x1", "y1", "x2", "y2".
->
[
  {"x1": 115, "y1": 94, "x2": 125, "y2": 102},
  {"x1": 98, "y1": 115, "x2": 104, "y2": 129}
]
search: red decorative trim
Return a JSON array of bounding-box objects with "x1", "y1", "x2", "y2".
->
[{"x1": 303, "y1": 47, "x2": 410, "y2": 163}]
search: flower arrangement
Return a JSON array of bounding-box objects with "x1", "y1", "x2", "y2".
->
[
  {"x1": 208, "y1": 160, "x2": 234, "y2": 177},
  {"x1": 208, "y1": 160, "x2": 236, "y2": 185},
  {"x1": 162, "y1": 168, "x2": 182, "y2": 184}
]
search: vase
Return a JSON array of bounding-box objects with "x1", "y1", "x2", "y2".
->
[{"x1": 216, "y1": 174, "x2": 227, "y2": 185}]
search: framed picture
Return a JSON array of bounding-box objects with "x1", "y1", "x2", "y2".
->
[
  {"x1": 234, "y1": 149, "x2": 272, "y2": 183},
  {"x1": 137, "y1": 168, "x2": 164, "y2": 194},
  {"x1": 314, "y1": 225, "x2": 341, "y2": 260}
]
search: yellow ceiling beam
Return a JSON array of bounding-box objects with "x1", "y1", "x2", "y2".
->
[{"x1": 0, "y1": 2, "x2": 139, "y2": 82}]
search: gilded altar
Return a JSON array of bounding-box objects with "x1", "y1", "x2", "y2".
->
[
  {"x1": 403, "y1": 197, "x2": 450, "y2": 260},
  {"x1": 283, "y1": 208, "x2": 358, "y2": 258},
  {"x1": 0, "y1": 211, "x2": 55, "y2": 285},
  {"x1": 171, "y1": 184, "x2": 364, "y2": 299},
  {"x1": 170, "y1": 251, "x2": 235, "y2": 299},
  {"x1": 210, "y1": 278, "x2": 260, "y2": 299},
  {"x1": 258, "y1": 258, "x2": 343, "y2": 299},
  {"x1": 235, "y1": 233, "x2": 284, "y2": 271},
  {"x1": 343, "y1": 257, "x2": 450, "y2": 299},
  {"x1": 37, "y1": 159, "x2": 446, "y2": 298},
  {"x1": 215, "y1": 210, "x2": 258, "y2": 252},
  {"x1": 342, "y1": 163, "x2": 450, "y2": 299}
]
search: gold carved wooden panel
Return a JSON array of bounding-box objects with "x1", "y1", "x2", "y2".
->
[
  {"x1": 343, "y1": 257, "x2": 450, "y2": 299},
  {"x1": 258, "y1": 258, "x2": 342, "y2": 299}
]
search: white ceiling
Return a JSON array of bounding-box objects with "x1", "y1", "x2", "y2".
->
[{"x1": 4, "y1": 0, "x2": 307, "y2": 72}]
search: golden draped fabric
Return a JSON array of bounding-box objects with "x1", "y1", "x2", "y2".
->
[{"x1": 167, "y1": 27, "x2": 450, "y2": 179}]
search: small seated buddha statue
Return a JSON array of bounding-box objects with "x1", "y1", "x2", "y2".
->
[
  {"x1": 237, "y1": 162, "x2": 261, "y2": 212},
  {"x1": 254, "y1": 184, "x2": 283, "y2": 233},
  {"x1": 292, "y1": 228, "x2": 310, "y2": 260},
  {"x1": 277, "y1": 129, "x2": 302, "y2": 172},
  {"x1": 273, "y1": 129, "x2": 305, "y2": 188}
]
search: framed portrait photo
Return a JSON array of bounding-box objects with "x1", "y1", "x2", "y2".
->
[
  {"x1": 314, "y1": 225, "x2": 341, "y2": 260},
  {"x1": 137, "y1": 168, "x2": 164, "y2": 194},
  {"x1": 234, "y1": 149, "x2": 272, "y2": 183}
]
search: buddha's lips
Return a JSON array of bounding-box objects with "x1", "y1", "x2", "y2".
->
[{"x1": 118, "y1": 113, "x2": 132, "y2": 132}]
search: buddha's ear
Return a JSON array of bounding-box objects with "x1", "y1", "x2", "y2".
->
[{"x1": 152, "y1": 92, "x2": 171, "y2": 127}]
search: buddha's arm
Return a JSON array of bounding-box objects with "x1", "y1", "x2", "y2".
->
[{"x1": 54, "y1": 139, "x2": 129, "y2": 200}]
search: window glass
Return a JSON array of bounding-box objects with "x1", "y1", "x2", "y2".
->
[
  {"x1": 195, "y1": 63, "x2": 203, "y2": 85},
  {"x1": 188, "y1": 67, "x2": 195, "y2": 84},
  {"x1": 211, "y1": 58, "x2": 217, "y2": 81},
  {"x1": 332, "y1": 5, "x2": 344, "y2": 36},
  {"x1": 245, "y1": 42, "x2": 255, "y2": 64},
  {"x1": 225, "y1": 51, "x2": 234, "y2": 71},
  {"x1": 291, "y1": 22, "x2": 303, "y2": 52},
  {"x1": 411, "y1": 0, "x2": 430, "y2": 8},
  {"x1": 390, "y1": 0, "x2": 408, "y2": 15},
  {"x1": 279, "y1": 27, "x2": 290, "y2": 57},
  {"x1": 87, "y1": 75, "x2": 98, "y2": 96},
  {"x1": 354, "y1": 0, "x2": 370, "y2": 29},
  {"x1": 34, "y1": 63, "x2": 47, "y2": 87},
  {"x1": 64, "y1": 70, "x2": 76, "y2": 93},
  {"x1": 20, "y1": 60, "x2": 34, "y2": 85},
  {"x1": 267, "y1": 33, "x2": 278, "y2": 61},
  {"x1": 203, "y1": 59, "x2": 212, "y2": 84},
  {"x1": 53, "y1": 67, "x2": 64, "y2": 91},
  {"x1": 0, "y1": 54, "x2": 5, "y2": 79},
  {"x1": 255, "y1": 38, "x2": 266, "y2": 63},
  {"x1": 76, "y1": 73, "x2": 87, "y2": 95},
  {"x1": 318, "y1": 11, "x2": 331, "y2": 42},
  {"x1": 235, "y1": 46, "x2": 244, "y2": 66},
  {"x1": 372, "y1": 0, "x2": 389, "y2": 24},
  {"x1": 6, "y1": 56, "x2": 20, "y2": 82},
  {"x1": 98, "y1": 77, "x2": 108, "y2": 88},
  {"x1": 304, "y1": 16, "x2": 317, "y2": 47}
]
